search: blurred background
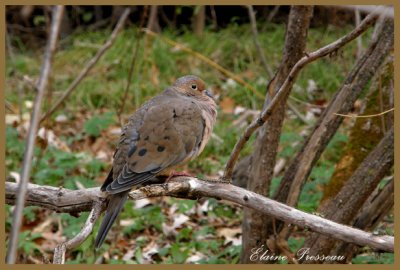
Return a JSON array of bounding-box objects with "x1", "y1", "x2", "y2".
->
[{"x1": 5, "y1": 5, "x2": 393, "y2": 264}]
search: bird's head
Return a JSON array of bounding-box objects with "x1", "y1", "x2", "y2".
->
[{"x1": 172, "y1": 75, "x2": 215, "y2": 101}]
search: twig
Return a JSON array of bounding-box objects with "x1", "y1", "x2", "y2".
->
[
  {"x1": 222, "y1": 9, "x2": 378, "y2": 181},
  {"x1": 287, "y1": 101, "x2": 308, "y2": 124},
  {"x1": 378, "y1": 74, "x2": 386, "y2": 133},
  {"x1": 5, "y1": 179, "x2": 394, "y2": 256},
  {"x1": 335, "y1": 5, "x2": 394, "y2": 18},
  {"x1": 247, "y1": 5, "x2": 274, "y2": 79},
  {"x1": 267, "y1": 6, "x2": 280, "y2": 22},
  {"x1": 117, "y1": 7, "x2": 148, "y2": 125},
  {"x1": 53, "y1": 202, "x2": 103, "y2": 264},
  {"x1": 355, "y1": 7, "x2": 363, "y2": 59},
  {"x1": 334, "y1": 108, "x2": 394, "y2": 118},
  {"x1": 6, "y1": 6, "x2": 64, "y2": 264},
  {"x1": 289, "y1": 95, "x2": 327, "y2": 109},
  {"x1": 5, "y1": 27, "x2": 15, "y2": 63},
  {"x1": 40, "y1": 8, "x2": 131, "y2": 123},
  {"x1": 210, "y1": 5, "x2": 218, "y2": 30}
]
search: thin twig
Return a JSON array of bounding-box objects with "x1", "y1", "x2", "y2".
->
[
  {"x1": 6, "y1": 6, "x2": 64, "y2": 264},
  {"x1": 5, "y1": 179, "x2": 394, "y2": 257},
  {"x1": 378, "y1": 74, "x2": 386, "y2": 133},
  {"x1": 222, "y1": 9, "x2": 379, "y2": 180},
  {"x1": 287, "y1": 101, "x2": 308, "y2": 124},
  {"x1": 355, "y1": 7, "x2": 363, "y2": 59},
  {"x1": 117, "y1": 7, "x2": 148, "y2": 125},
  {"x1": 40, "y1": 8, "x2": 131, "y2": 123},
  {"x1": 335, "y1": 5, "x2": 394, "y2": 18},
  {"x1": 247, "y1": 5, "x2": 274, "y2": 79},
  {"x1": 267, "y1": 6, "x2": 280, "y2": 22},
  {"x1": 334, "y1": 108, "x2": 394, "y2": 118}
]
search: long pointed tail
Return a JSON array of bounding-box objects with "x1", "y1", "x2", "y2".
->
[{"x1": 95, "y1": 191, "x2": 129, "y2": 248}]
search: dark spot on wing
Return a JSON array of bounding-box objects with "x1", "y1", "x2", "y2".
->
[
  {"x1": 128, "y1": 145, "x2": 137, "y2": 157},
  {"x1": 164, "y1": 136, "x2": 170, "y2": 140},
  {"x1": 144, "y1": 136, "x2": 149, "y2": 141},
  {"x1": 157, "y1": 146, "x2": 165, "y2": 152},
  {"x1": 138, "y1": 148, "x2": 147, "y2": 156},
  {"x1": 173, "y1": 109, "x2": 177, "y2": 118}
]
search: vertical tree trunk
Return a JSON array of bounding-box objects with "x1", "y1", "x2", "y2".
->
[
  {"x1": 240, "y1": 6, "x2": 313, "y2": 264},
  {"x1": 193, "y1": 6, "x2": 205, "y2": 37},
  {"x1": 147, "y1": 5, "x2": 161, "y2": 32}
]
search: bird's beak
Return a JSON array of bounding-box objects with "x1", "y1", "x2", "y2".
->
[{"x1": 205, "y1": 90, "x2": 214, "y2": 99}]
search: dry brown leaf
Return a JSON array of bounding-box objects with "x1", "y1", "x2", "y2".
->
[{"x1": 220, "y1": 97, "x2": 235, "y2": 114}]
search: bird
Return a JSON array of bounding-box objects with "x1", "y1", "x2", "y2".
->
[{"x1": 94, "y1": 75, "x2": 217, "y2": 248}]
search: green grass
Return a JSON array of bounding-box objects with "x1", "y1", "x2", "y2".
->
[{"x1": 5, "y1": 21, "x2": 381, "y2": 264}]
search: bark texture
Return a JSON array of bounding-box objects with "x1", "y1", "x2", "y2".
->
[
  {"x1": 241, "y1": 6, "x2": 314, "y2": 263},
  {"x1": 321, "y1": 56, "x2": 394, "y2": 203},
  {"x1": 5, "y1": 178, "x2": 394, "y2": 257},
  {"x1": 301, "y1": 127, "x2": 394, "y2": 263},
  {"x1": 274, "y1": 18, "x2": 394, "y2": 208}
]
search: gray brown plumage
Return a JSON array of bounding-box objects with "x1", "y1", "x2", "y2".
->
[{"x1": 95, "y1": 75, "x2": 217, "y2": 248}]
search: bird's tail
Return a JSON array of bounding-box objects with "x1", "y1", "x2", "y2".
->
[{"x1": 95, "y1": 191, "x2": 129, "y2": 248}]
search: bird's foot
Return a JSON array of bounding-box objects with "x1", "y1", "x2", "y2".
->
[{"x1": 166, "y1": 171, "x2": 193, "y2": 182}]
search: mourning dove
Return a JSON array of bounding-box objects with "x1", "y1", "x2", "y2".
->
[{"x1": 95, "y1": 75, "x2": 217, "y2": 248}]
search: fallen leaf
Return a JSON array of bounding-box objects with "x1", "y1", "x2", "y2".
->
[
  {"x1": 217, "y1": 227, "x2": 242, "y2": 245},
  {"x1": 220, "y1": 97, "x2": 235, "y2": 114}
]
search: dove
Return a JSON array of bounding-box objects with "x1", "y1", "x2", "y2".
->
[{"x1": 95, "y1": 75, "x2": 217, "y2": 248}]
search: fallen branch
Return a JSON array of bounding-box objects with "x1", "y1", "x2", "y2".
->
[
  {"x1": 222, "y1": 9, "x2": 379, "y2": 180},
  {"x1": 6, "y1": 6, "x2": 64, "y2": 264},
  {"x1": 40, "y1": 8, "x2": 131, "y2": 123},
  {"x1": 5, "y1": 179, "x2": 394, "y2": 257}
]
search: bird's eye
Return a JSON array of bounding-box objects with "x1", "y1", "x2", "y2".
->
[{"x1": 191, "y1": 84, "x2": 198, "y2": 90}]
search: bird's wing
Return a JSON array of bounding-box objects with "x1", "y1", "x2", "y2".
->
[{"x1": 104, "y1": 93, "x2": 206, "y2": 194}]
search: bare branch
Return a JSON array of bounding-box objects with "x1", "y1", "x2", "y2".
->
[
  {"x1": 53, "y1": 202, "x2": 103, "y2": 264},
  {"x1": 333, "y1": 177, "x2": 394, "y2": 262},
  {"x1": 301, "y1": 127, "x2": 394, "y2": 262},
  {"x1": 241, "y1": 6, "x2": 313, "y2": 263},
  {"x1": 275, "y1": 17, "x2": 394, "y2": 208},
  {"x1": 5, "y1": 179, "x2": 394, "y2": 255},
  {"x1": 117, "y1": 7, "x2": 148, "y2": 124},
  {"x1": 222, "y1": 10, "x2": 378, "y2": 180},
  {"x1": 336, "y1": 5, "x2": 394, "y2": 18},
  {"x1": 354, "y1": 7, "x2": 363, "y2": 59},
  {"x1": 40, "y1": 8, "x2": 131, "y2": 123},
  {"x1": 247, "y1": 5, "x2": 274, "y2": 78},
  {"x1": 6, "y1": 6, "x2": 64, "y2": 264}
]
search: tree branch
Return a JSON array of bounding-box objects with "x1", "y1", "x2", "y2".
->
[
  {"x1": 222, "y1": 8, "x2": 379, "y2": 180},
  {"x1": 53, "y1": 202, "x2": 103, "y2": 264},
  {"x1": 274, "y1": 16, "x2": 394, "y2": 208},
  {"x1": 40, "y1": 8, "x2": 131, "y2": 123},
  {"x1": 5, "y1": 179, "x2": 394, "y2": 256},
  {"x1": 241, "y1": 6, "x2": 313, "y2": 264},
  {"x1": 247, "y1": 5, "x2": 274, "y2": 78},
  {"x1": 6, "y1": 6, "x2": 64, "y2": 264},
  {"x1": 301, "y1": 127, "x2": 394, "y2": 262}
]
